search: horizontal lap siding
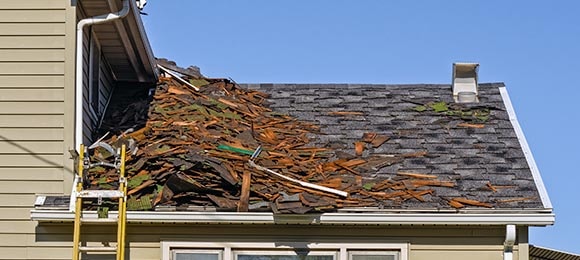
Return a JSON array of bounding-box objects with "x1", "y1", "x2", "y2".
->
[
  {"x1": 29, "y1": 224, "x2": 523, "y2": 260},
  {"x1": 0, "y1": 1, "x2": 69, "y2": 259}
]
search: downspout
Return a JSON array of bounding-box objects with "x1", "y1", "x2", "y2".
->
[
  {"x1": 75, "y1": 0, "x2": 131, "y2": 150},
  {"x1": 504, "y1": 224, "x2": 516, "y2": 260}
]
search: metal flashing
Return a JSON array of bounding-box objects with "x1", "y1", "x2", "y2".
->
[{"x1": 498, "y1": 86, "x2": 553, "y2": 210}]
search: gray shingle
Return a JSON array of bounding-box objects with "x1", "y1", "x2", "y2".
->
[{"x1": 240, "y1": 83, "x2": 544, "y2": 209}]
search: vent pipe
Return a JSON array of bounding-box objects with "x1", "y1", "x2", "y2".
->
[{"x1": 452, "y1": 63, "x2": 479, "y2": 103}]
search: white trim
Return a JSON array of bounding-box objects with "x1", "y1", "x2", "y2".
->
[
  {"x1": 233, "y1": 249, "x2": 338, "y2": 260},
  {"x1": 31, "y1": 210, "x2": 555, "y2": 226},
  {"x1": 498, "y1": 87, "x2": 553, "y2": 209},
  {"x1": 348, "y1": 250, "x2": 399, "y2": 260},
  {"x1": 172, "y1": 249, "x2": 223, "y2": 260},
  {"x1": 161, "y1": 242, "x2": 408, "y2": 260},
  {"x1": 128, "y1": 0, "x2": 158, "y2": 80}
]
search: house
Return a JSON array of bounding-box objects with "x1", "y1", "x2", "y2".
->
[
  {"x1": 529, "y1": 245, "x2": 580, "y2": 260},
  {"x1": 0, "y1": 0, "x2": 555, "y2": 260},
  {"x1": 0, "y1": 0, "x2": 155, "y2": 258}
]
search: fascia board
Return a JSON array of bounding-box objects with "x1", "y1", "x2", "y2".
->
[
  {"x1": 106, "y1": 0, "x2": 157, "y2": 82},
  {"x1": 499, "y1": 86, "x2": 553, "y2": 209},
  {"x1": 31, "y1": 210, "x2": 555, "y2": 226},
  {"x1": 126, "y1": 0, "x2": 157, "y2": 80}
]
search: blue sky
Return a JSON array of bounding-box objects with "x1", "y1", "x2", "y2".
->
[{"x1": 142, "y1": 1, "x2": 580, "y2": 253}]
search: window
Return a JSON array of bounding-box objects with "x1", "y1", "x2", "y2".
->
[
  {"x1": 234, "y1": 250, "x2": 337, "y2": 260},
  {"x1": 173, "y1": 249, "x2": 222, "y2": 260},
  {"x1": 162, "y1": 243, "x2": 407, "y2": 260},
  {"x1": 349, "y1": 251, "x2": 398, "y2": 260}
]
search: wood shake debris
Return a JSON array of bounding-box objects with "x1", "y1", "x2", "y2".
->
[{"x1": 83, "y1": 69, "x2": 510, "y2": 213}]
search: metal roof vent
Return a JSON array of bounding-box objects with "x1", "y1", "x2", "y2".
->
[
  {"x1": 452, "y1": 63, "x2": 479, "y2": 103},
  {"x1": 136, "y1": 0, "x2": 147, "y2": 10}
]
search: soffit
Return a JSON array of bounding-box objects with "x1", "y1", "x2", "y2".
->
[{"x1": 79, "y1": 0, "x2": 156, "y2": 83}]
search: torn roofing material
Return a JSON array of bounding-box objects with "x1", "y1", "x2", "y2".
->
[
  {"x1": 86, "y1": 71, "x2": 546, "y2": 213},
  {"x1": 241, "y1": 83, "x2": 545, "y2": 210}
]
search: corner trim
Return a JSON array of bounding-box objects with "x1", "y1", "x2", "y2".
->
[{"x1": 499, "y1": 87, "x2": 553, "y2": 209}]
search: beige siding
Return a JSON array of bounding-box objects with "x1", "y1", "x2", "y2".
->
[
  {"x1": 0, "y1": 0, "x2": 64, "y2": 9},
  {"x1": 0, "y1": 168, "x2": 64, "y2": 181},
  {"x1": 0, "y1": 10, "x2": 66, "y2": 22},
  {"x1": 0, "y1": 1, "x2": 71, "y2": 259},
  {"x1": 0, "y1": 102, "x2": 64, "y2": 114},
  {"x1": 0, "y1": 36, "x2": 65, "y2": 48},
  {"x1": 0, "y1": 128, "x2": 64, "y2": 141},
  {"x1": 27, "y1": 224, "x2": 527, "y2": 260},
  {"x1": 0, "y1": 115, "x2": 65, "y2": 127},
  {"x1": 0, "y1": 89, "x2": 64, "y2": 101},
  {"x1": 0, "y1": 62, "x2": 65, "y2": 75},
  {"x1": 0, "y1": 49, "x2": 66, "y2": 62},
  {"x1": 0, "y1": 141, "x2": 64, "y2": 154},
  {"x1": 0, "y1": 194, "x2": 35, "y2": 207},
  {"x1": 0, "y1": 23, "x2": 65, "y2": 36},
  {"x1": 0, "y1": 75, "x2": 64, "y2": 88}
]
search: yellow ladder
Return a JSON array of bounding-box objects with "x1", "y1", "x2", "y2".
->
[{"x1": 72, "y1": 144, "x2": 127, "y2": 260}]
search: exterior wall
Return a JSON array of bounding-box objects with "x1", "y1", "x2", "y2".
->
[
  {"x1": 0, "y1": 0, "x2": 76, "y2": 258},
  {"x1": 32, "y1": 224, "x2": 528, "y2": 260},
  {"x1": 77, "y1": 4, "x2": 116, "y2": 144}
]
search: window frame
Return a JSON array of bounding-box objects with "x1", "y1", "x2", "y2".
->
[
  {"x1": 172, "y1": 249, "x2": 223, "y2": 260},
  {"x1": 234, "y1": 249, "x2": 339, "y2": 260},
  {"x1": 162, "y1": 242, "x2": 408, "y2": 260},
  {"x1": 348, "y1": 250, "x2": 399, "y2": 260},
  {"x1": 88, "y1": 29, "x2": 101, "y2": 120}
]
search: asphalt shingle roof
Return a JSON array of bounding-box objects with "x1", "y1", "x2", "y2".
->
[{"x1": 241, "y1": 83, "x2": 544, "y2": 210}]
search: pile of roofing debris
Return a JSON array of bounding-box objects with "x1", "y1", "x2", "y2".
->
[{"x1": 84, "y1": 62, "x2": 510, "y2": 213}]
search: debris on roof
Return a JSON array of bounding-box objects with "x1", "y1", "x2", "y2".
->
[{"x1": 84, "y1": 63, "x2": 543, "y2": 213}]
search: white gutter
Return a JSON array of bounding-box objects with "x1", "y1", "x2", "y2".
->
[
  {"x1": 503, "y1": 224, "x2": 516, "y2": 260},
  {"x1": 31, "y1": 210, "x2": 555, "y2": 226},
  {"x1": 75, "y1": 0, "x2": 131, "y2": 150},
  {"x1": 499, "y1": 86, "x2": 553, "y2": 209}
]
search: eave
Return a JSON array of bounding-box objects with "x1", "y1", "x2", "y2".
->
[
  {"x1": 80, "y1": 0, "x2": 157, "y2": 83},
  {"x1": 31, "y1": 210, "x2": 554, "y2": 226}
]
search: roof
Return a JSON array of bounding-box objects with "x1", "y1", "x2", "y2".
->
[
  {"x1": 530, "y1": 245, "x2": 580, "y2": 260},
  {"x1": 241, "y1": 83, "x2": 548, "y2": 210},
  {"x1": 32, "y1": 76, "x2": 554, "y2": 225}
]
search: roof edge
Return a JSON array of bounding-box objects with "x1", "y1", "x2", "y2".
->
[
  {"x1": 241, "y1": 82, "x2": 505, "y2": 87},
  {"x1": 105, "y1": 0, "x2": 157, "y2": 82},
  {"x1": 127, "y1": 0, "x2": 158, "y2": 81},
  {"x1": 530, "y1": 245, "x2": 580, "y2": 258},
  {"x1": 499, "y1": 86, "x2": 553, "y2": 210},
  {"x1": 31, "y1": 210, "x2": 555, "y2": 226}
]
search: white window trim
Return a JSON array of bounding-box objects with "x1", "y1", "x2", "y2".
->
[
  {"x1": 348, "y1": 250, "x2": 399, "y2": 260},
  {"x1": 234, "y1": 249, "x2": 339, "y2": 260},
  {"x1": 172, "y1": 249, "x2": 223, "y2": 260},
  {"x1": 162, "y1": 242, "x2": 408, "y2": 260}
]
